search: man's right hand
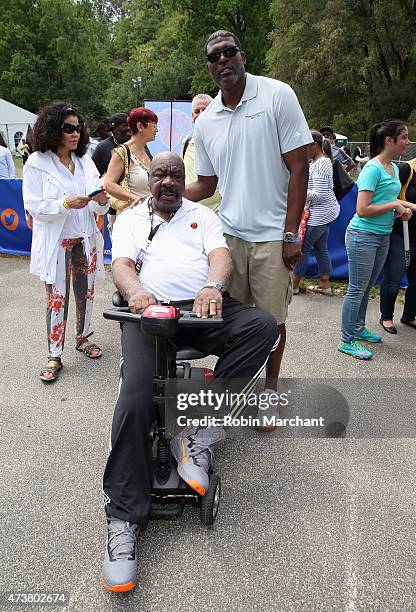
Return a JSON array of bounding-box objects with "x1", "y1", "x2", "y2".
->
[{"x1": 128, "y1": 289, "x2": 158, "y2": 313}]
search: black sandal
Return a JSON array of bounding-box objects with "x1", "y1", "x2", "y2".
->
[
  {"x1": 76, "y1": 333, "x2": 102, "y2": 359},
  {"x1": 40, "y1": 357, "x2": 63, "y2": 383}
]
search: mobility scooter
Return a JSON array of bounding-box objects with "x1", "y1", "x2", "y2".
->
[{"x1": 104, "y1": 292, "x2": 224, "y2": 525}]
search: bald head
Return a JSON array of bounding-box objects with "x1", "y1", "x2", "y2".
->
[
  {"x1": 149, "y1": 151, "x2": 185, "y2": 177},
  {"x1": 149, "y1": 151, "x2": 185, "y2": 215}
]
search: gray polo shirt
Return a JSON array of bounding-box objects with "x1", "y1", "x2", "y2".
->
[{"x1": 194, "y1": 73, "x2": 311, "y2": 241}]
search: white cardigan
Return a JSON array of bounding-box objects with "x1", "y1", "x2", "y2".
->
[{"x1": 23, "y1": 151, "x2": 109, "y2": 284}]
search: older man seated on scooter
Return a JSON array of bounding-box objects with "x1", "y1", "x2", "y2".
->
[{"x1": 102, "y1": 151, "x2": 278, "y2": 592}]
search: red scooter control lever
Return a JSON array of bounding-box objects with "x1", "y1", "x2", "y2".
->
[
  {"x1": 142, "y1": 305, "x2": 180, "y2": 319},
  {"x1": 141, "y1": 305, "x2": 180, "y2": 336}
]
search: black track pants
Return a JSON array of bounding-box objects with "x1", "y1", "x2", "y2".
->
[{"x1": 103, "y1": 295, "x2": 278, "y2": 525}]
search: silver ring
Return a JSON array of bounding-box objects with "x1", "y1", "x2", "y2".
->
[{"x1": 209, "y1": 299, "x2": 217, "y2": 303}]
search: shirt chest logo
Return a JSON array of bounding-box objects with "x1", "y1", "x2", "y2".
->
[{"x1": 245, "y1": 111, "x2": 265, "y2": 120}]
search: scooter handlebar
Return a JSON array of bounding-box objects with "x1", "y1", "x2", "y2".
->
[
  {"x1": 104, "y1": 292, "x2": 224, "y2": 328},
  {"x1": 103, "y1": 307, "x2": 223, "y2": 327}
]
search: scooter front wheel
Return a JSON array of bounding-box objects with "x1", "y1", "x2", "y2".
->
[{"x1": 200, "y1": 473, "x2": 221, "y2": 525}]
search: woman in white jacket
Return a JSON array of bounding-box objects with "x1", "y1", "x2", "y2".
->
[{"x1": 23, "y1": 102, "x2": 110, "y2": 382}]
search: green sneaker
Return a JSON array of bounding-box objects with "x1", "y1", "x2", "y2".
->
[
  {"x1": 354, "y1": 327, "x2": 382, "y2": 343},
  {"x1": 337, "y1": 340, "x2": 372, "y2": 360}
]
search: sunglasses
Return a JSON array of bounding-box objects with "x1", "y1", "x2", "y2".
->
[
  {"x1": 62, "y1": 122, "x2": 83, "y2": 134},
  {"x1": 206, "y1": 45, "x2": 240, "y2": 64}
]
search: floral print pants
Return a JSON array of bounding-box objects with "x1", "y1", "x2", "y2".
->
[{"x1": 45, "y1": 238, "x2": 97, "y2": 358}]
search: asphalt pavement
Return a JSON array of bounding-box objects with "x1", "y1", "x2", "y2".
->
[{"x1": 1, "y1": 256, "x2": 415, "y2": 612}]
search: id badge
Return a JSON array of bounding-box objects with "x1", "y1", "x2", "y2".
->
[{"x1": 135, "y1": 248, "x2": 146, "y2": 274}]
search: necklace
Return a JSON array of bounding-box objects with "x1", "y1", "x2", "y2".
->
[
  {"x1": 58, "y1": 155, "x2": 74, "y2": 173},
  {"x1": 131, "y1": 142, "x2": 150, "y2": 168}
]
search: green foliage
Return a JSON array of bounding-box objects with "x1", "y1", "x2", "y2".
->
[
  {"x1": 167, "y1": 0, "x2": 272, "y2": 94},
  {"x1": 104, "y1": 8, "x2": 195, "y2": 114},
  {"x1": 267, "y1": 0, "x2": 416, "y2": 138},
  {"x1": 1, "y1": 0, "x2": 415, "y2": 138},
  {"x1": 0, "y1": 0, "x2": 112, "y2": 121}
]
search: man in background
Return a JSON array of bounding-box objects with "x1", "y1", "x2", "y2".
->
[
  {"x1": 92, "y1": 113, "x2": 131, "y2": 231},
  {"x1": 181, "y1": 94, "x2": 221, "y2": 213},
  {"x1": 92, "y1": 113, "x2": 130, "y2": 177},
  {"x1": 0, "y1": 144, "x2": 16, "y2": 178},
  {"x1": 353, "y1": 143, "x2": 369, "y2": 175},
  {"x1": 96, "y1": 122, "x2": 110, "y2": 141},
  {"x1": 86, "y1": 123, "x2": 99, "y2": 157},
  {"x1": 320, "y1": 126, "x2": 355, "y2": 171},
  {"x1": 17, "y1": 138, "x2": 30, "y2": 165}
]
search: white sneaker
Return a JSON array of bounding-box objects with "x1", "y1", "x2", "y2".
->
[{"x1": 307, "y1": 284, "x2": 332, "y2": 295}]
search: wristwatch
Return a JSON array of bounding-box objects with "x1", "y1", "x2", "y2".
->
[
  {"x1": 200, "y1": 281, "x2": 225, "y2": 294},
  {"x1": 283, "y1": 231, "x2": 300, "y2": 243}
]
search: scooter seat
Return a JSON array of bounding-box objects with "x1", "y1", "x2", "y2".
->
[{"x1": 176, "y1": 346, "x2": 207, "y2": 360}]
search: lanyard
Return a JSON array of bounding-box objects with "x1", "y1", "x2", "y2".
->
[{"x1": 135, "y1": 198, "x2": 169, "y2": 274}]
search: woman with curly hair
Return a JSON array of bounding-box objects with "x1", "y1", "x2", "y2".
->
[{"x1": 23, "y1": 102, "x2": 110, "y2": 382}]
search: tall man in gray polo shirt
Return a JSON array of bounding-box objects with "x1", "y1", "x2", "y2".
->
[{"x1": 185, "y1": 31, "x2": 311, "y2": 423}]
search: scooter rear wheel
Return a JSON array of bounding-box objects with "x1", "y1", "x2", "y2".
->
[{"x1": 200, "y1": 473, "x2": 221, "y2": 525}]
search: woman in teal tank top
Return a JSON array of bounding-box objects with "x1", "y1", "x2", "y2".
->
[{"x1": 338, "y1": 120, "x2": 413, "y2": 360}]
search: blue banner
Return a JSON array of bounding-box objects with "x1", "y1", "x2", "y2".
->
[
  {"x1": 0, "y1": 178, "x2": 112, "y2": 263},
  {"x1": 0, "y1": 178, "x2": 409, "y2": 286}
]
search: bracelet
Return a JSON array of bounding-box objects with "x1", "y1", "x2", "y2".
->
[
  {"x1": 200, "y1": 282, "x2": 224, "y2": 294},
  {"x1": 63, "y1": 198, "x2": 70, "y2": 209}
]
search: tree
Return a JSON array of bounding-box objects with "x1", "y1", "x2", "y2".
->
[
  {"x1": 104, "y1": 5, "x2": 195, "y2": 113},
  {"x1": 0, "y1": 0, "x2": 112, "y2": 121},
  {"x1": 267, "y1": 0, "x2": 416, "y2": 138},
  {"x1": 166, "y1": 0, "x2": 273, "y2": 95}
]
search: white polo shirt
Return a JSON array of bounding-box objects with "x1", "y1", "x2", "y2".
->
[
  {"x1": 112, "y1": 197, "x2": 228, "y2": 301},
  {"x1": 194, "y1": 73, "x2": 312, "y2": 242}
]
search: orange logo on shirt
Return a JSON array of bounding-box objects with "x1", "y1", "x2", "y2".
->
[
  {"x1": 190, "y1": 222, "x2": 198, "y2": 229},
  {"x1": 26, "y1": 213, "x2": 33, "y2": 230},
  {"x1": 0, "y1": 208, "x2": 19, "y2": 231}
]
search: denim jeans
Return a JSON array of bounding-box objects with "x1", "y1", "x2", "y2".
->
[
  {"x1": 380, "y1": 232, "x2": 416, "y2": 321},
  {"x1": 294, "y1": 222, "x2": 332, "y2": 278},
  {"x1": 341, "y1": 228, "x2": 390, "y2": 342}
]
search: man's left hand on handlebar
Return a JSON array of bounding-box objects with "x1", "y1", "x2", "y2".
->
[{"x1": 193, "y1": 288, "x2": 222, "y2": 318}]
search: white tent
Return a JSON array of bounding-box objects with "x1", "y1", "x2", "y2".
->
[{"x1": 0, "y1": 98, "x2": 37, "y2": 154}]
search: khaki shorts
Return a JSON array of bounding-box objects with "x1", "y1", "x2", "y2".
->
[{"x1": 225, "y1": 234, "x2": 292, "y2": 325}]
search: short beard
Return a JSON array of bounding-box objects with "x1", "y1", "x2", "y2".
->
[{"x1": 154, "y1": 198, "x2": 182, "y2": 214}]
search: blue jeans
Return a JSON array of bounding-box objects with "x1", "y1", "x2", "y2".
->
[
  {"x1": 294, "y1": 223, "x2": 332, "y2": 278},
  {"x1": 341, "y1": 228, "x2": 390, "y2": 342},
  {"x1": 380, "y1": 232, "x2": 416, "y2": 321}
]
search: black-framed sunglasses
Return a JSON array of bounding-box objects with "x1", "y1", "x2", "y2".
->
[
  {"x1": 206, "y1": 45, "x2": 240, "y2": 64},
  {"x1": 62, "y1": 122, "x2": 83, "y2": 134}
]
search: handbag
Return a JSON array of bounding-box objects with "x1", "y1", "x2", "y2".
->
[
  {"x1": 109, "y1": 144, "x2": 132, "y2": 212},
  {"x1": 332, "y1": 159, "x2": 354, "y2": 201}
]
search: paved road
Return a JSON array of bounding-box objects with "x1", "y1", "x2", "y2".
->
[{"x1": 1, "y1": 257, "x2": 415, "y2": 611}]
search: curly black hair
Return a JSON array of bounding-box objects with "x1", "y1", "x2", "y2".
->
[{"x1": 32, "y1": 101, "x2": 89, "y2": 156}]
